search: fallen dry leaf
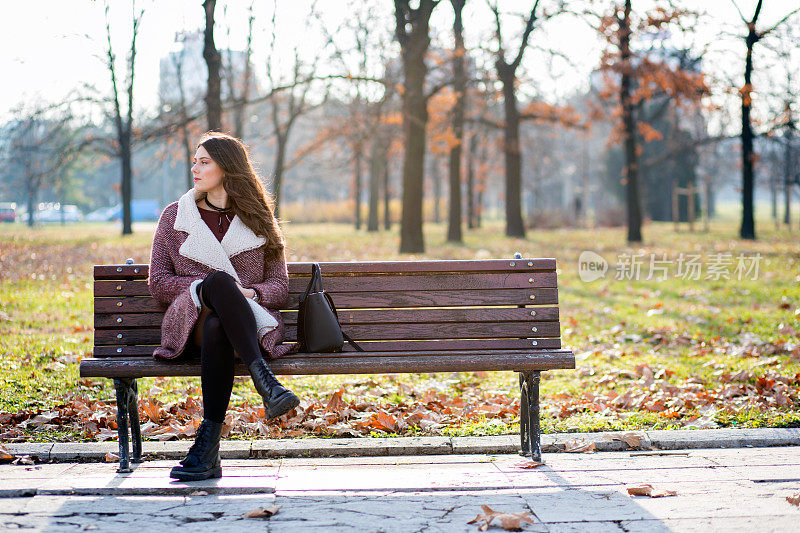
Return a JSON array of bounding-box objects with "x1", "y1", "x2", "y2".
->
[
  {"x1": 605, "y1": 432, "x2": 647, "y2": 449},
  {"x1": 190, "y1": 490, "x2": 208, "y2": 496},
  {"x1": 0, "y1": 445, "x2": 13, "y2": 462},
  {"x1": 787, "y1": 493, "x2": 800, "y2": 506},
  {"x1": 513, "y1": 461, "x2": 545, "y2": 469},
  {"x1": 104, "y1": 452, "x2": 119, "y2": 463},
  {"x1": 563, "y1": 439, "x2": 596, "y2": 453},
  {"x1": 244, "y1": 505, "x2": 281, "y2": 519},
  {"x1": 11, "y1": 455, "x2": 34, "y2": 466},
  {"x1": 468, "y1": 505, "x2": 534, "y2": 531},
  {"x1": 626, "y1": 484, "x2": 677, "y2": 498},
  {"x1": 325, "y1": 388, "x2": 347, "y2": 412}
]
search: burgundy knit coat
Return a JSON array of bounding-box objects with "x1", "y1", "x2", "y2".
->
[{"x1": 148, "y1": 189, "x2": 294, "y2": 360}]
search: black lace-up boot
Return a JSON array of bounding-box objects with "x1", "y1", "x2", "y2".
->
[
  {"x1": 169, "y1": 419, "x2": 223, "y2": 481},
  {"x1": 248, "y1": 358, "x2": 300, "y2": 419}
]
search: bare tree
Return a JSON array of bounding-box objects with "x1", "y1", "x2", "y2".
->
[
  {"x1": 2, "y1": 102, "x2": 90, "y2": 227},
  {"x1": 171, "y1": 35, "x2": 195, "y2": 190},
  {"x1": 395, "y1": 0, "x2": 440, "y2": 253},
  {"x1": 264, "y1": 3, "x2": 326, "y2": 218},
  {"x1": 617, "y1": 0, "x2": 642, "y2": 242},
  {"x1": 731, "y1": 0, "x2": 800, "y2": 239},
  {"x1": 223, "y1": 2, "x2": 255, "y2": 139},
  {"x1": 203, "y1": 0, "x2": 223, "y2": 131},
  {"x1": 487, "y1": 0, "x2": 542, "y2": 238},
  {"x1": 103, "y1": 1, "x2": 144, "y2": 235},
  {"x1": 447, "y1": 0, "x2": 467, "y2": 242}
]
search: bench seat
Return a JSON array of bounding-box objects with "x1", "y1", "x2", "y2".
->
[{"x1": 81, "y1": 257, "x2": 575, "y2": 471}]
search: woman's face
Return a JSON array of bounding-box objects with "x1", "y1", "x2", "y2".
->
[{"x1": 191, "y1": 145, "x2": 225, "y2": 195}]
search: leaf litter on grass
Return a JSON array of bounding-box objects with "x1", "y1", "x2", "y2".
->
[{"x1": 2, "y1": 222, "x2": 799, "y2": 441}]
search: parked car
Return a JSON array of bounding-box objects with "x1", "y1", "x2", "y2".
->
[
  {"x1": 35, "y1": 203, "x2": 83, "y2": 223},
  {"x1": 85, "y1": 205, "x2": 119, "y2": 222},
  {"x1": 84, "y1": 200, "x2": 161, "y2": 223},
  {"x1": 0, "y1": 202, "x2": 16, "y2": 223}
]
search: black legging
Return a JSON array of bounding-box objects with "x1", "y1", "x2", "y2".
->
[{"x1": 195, "y1": 271, "x2": 262, "y2": 423}]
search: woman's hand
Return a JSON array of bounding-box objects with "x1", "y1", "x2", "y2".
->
[{"x1": 236, "y1": 282, "x2": 257, "y2": 300}]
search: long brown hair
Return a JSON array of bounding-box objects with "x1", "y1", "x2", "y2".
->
[{"x1": 197, "y1": 132, "x2": 284, "y2": 258}]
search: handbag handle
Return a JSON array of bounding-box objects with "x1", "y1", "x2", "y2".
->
[{"x1": 300, "y1": 263, "x2": 323, "y2": 304}]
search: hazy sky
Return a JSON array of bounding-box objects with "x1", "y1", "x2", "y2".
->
[{"x1": 1, "y1": 1, "x2": 797, "y2": 126}]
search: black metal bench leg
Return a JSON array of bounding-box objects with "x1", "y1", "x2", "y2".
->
[
  {"x1": 518, "y1": 371, "x2": 542, "y2": 462},
  {"x1": 518, "y1": 372, "x2": 529, "y2": 456},
  {"x1": 113, "y1": 378, "x2": 139, "y2": 473},
  {"x1": 127, "y1": 380, "x2": 143, "y2": 463}
]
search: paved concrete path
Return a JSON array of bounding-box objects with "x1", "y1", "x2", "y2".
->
[{"x1": 1, "y1": 447, "x2": 798, "y2": 532}]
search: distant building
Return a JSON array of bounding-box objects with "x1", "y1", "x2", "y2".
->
[{"x1": 158, "y1": 31, "x2": 259, "y2": 110}]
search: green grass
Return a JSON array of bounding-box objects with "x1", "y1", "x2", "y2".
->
[{"x1": 0, "y1": 207, "x2": 798, "y2": 442}]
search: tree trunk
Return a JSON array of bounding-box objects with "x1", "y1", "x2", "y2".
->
[
  {"x1": 26, "y1": 184, "x2": 35, "y2": 228},
  {"x1": 620, "y1": 0, "x2": 642, "y2": 243},
  {"x1": 783, "y1": 104, "x2": 793, "y2": 227},
  {"x1": 174, "y1": 51, "x2": 194, "y2": 191},
  {"x1": 231, "y1": 7, "x2": 253, "y2": 139},
  {"x1": 203, "y1": 0, "x2": 222, "y2": 131},
  {"x1": 272, "y1": 133, "x2": 287, "y2": 218},
  {"x1": 399, "y1": 47, "x2": 429, "y2": 252},
  {"x1": 367, "y1": 137, "x2": 383, "y2": 232},
  {"x1": 396, "y1": 0, "x2": 436, "y2": 254},
  {"x1": 354, "y1": 147, "x2": 363, "y2": 229},
  {"x1": 447, "y1": 0, "x2": 466, "y2": 242},
  {"x1": 383, "y1": 155, "x2": 391, "y2": 230},
  {"x1": 771, "y1": 153, "x2": 778, "y2": 227},
  {"x1": 432, "y1": 157, "x2": 441, "y2": 223},
  {"x1": 739, "y1": 26, "x2": 758, "y2": 239},
  {"x1": 120, "y1": 131, "x2": 133, "y2": 235},
  {"x1": 477, "y1": 135, "x2": 487, "y2": 228},
  {"x1": 466, "y1": 131, "x2": 476, "y2": 229},
  {"x1": 499, "y1": 64, "x2": 525, "y2": 237}
]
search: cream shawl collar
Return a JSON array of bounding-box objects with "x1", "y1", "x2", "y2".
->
[
  {"x1": 174, "y1": 188, "x2": 266, "y2": 280},
  {"x1": 173, "y1": 189, "x2": 276, "y2": 337}
]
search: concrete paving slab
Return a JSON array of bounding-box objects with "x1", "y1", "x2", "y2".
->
[
  {"x1": 546, "y1": 520, "x2": 671, "y2": 533},
  {"x1": 696, "y1": 446, "x2": 800, "y2": 466},
  {"x1": 252, "y1": 436, "x2": 452, "y2": 458},
  {"x1": 36, "y1": 471, "x2": 276, "y2": 496},
  {"x1": 647, "y1": 428, "x2": 800, "y2": 450},
  {"x1": 270, "y1": 490, "x2": 543, "y2": 533},
  {"x1": 492, "y1": 452, "x2": 717, "y2": 471},
  {"x1": 724, "y1": 464, "x2": 800, "y2": 482},
  {"x1": 278, "y1": 453, "x2": 495, "y2": 467},
  {"x1": 2, "y1": 446, "x2": 800, "y2": 531},
  {"x1": 20, "y1": 494, "x2": 187, "y2": 515},
  {"x1": 275, "y1": 461, "x2": 512, "y2": 492},
  {"x1": 654, "y1": 516, "x2": 800, "y2": 533},
  {"x1": 0, "y1": 463, "x2": 75, "y2": 479}
]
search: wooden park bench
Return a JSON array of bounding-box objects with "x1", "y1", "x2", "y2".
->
[{"x1": 80, "y1": 256, "x2": 575, "y2": 472}]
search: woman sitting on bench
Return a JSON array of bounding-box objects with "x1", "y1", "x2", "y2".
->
[{"x1": 148, "y1": 132, "x2": 300, "y2": 481}]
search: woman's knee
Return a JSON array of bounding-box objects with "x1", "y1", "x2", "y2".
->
[
  {"x1": 201, "y1": 314, "x2": 225, "y2": 343},
  {"x1": 202, "y1": 271, "x2": 237, "y2": 299}
]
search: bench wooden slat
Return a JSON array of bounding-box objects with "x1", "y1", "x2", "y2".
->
[
  {"x1": 93, "y1": 259, "x2": 558, "y2": 279},
  {"x1": 94, "y1": 288, "x2": 558, "y2": 313},
  {"x1": 92, "y1": 337, "x2": 562, "y2": 357},
  {"x1": 80, "y1": 350, "x2": 575, "y2": 378},
  {"x1": 94, "y1": 306, "x2": 561, "y2": 329},
  {"x1": 94, "y1": 320, "x2": 562, "y2": 345},
  {"x1": 94, "y1": 271, "x2": 557, "y2": 297}
]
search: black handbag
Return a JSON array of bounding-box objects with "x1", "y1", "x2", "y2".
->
[{"x1": 297, "y1": 263, "x2": 363, "y2": 353}]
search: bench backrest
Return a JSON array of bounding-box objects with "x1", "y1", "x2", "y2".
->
[{"x1": 93, "y1": 259, "x2": 561, "y2": 357}]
